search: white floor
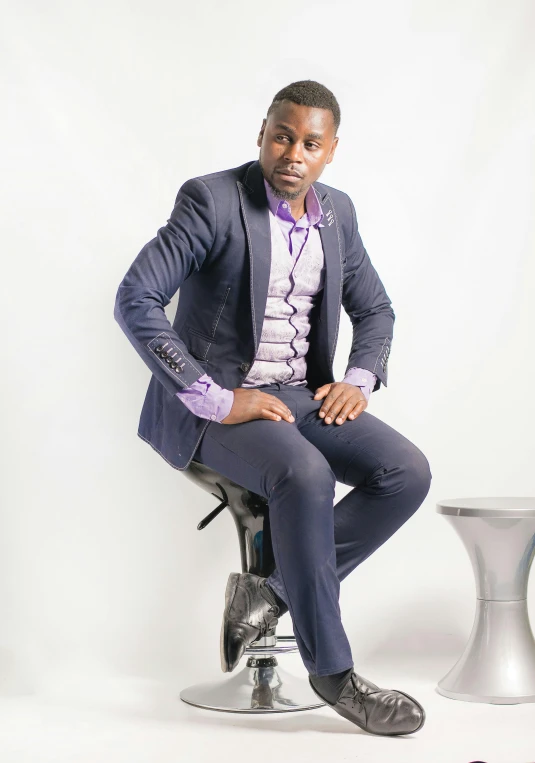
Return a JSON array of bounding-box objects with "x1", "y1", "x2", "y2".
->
[{"x1": 1, "y1": 659, "x2": 534, "y2": 763}]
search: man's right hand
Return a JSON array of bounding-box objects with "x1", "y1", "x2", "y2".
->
[{"x1": 221, "y1": 388, "x2": 295, "y2": 425}]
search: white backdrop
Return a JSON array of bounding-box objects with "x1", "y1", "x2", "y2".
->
[{"x1": 2, "y1": 0, "x2": 534, "y2": 704}]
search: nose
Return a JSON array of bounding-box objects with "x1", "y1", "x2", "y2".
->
[{"x1": 283, "y1": 141, "x2": 304, "y2": 163}]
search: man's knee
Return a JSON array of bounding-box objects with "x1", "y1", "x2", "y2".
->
[
  {"x1": 401, "y1": 445, "x2": 432, "y2": 503},
  {"x1": 270, "y1": 451, "x2": 336, "y2": 500},
  {"x1": 371, "y1": 442, "x2": 431, "y2": 503}
]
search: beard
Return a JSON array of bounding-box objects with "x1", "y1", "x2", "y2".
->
[{"x1": 259, "y1": 159, "x2": 303, "y2": 201}]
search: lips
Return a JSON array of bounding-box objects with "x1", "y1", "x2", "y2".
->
[{"x1": 276, "y1": 170, "x2": 302, "y2": 181}]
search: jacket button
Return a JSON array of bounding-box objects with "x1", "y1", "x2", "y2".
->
[
  {"x1": 174, "y1": 367, "x2": 182, "y2": 373},
  {"x1": 240, "y1": 362, "x2": 250, "y2": 372},
  {"x1": 155, "y1": 345, "x2": 164, "y2": 353}
]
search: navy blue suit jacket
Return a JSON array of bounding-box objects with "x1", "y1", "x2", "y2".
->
[{"x1": 114, "y1": 160, "x2": 395, "y2": 470}]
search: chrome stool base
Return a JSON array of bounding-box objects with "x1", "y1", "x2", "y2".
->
[{"x1": 180, "y1": 653, "x2": 324, "y2": 713}]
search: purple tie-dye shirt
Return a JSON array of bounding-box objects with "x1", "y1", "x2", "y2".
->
[{"x1": 175, "y1": 180, "x2": 377, "y2": 422}]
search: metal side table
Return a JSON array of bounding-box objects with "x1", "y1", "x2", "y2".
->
[
  {"x1": 436, "y1": 497, "x2": 535, "y2": 704},
  {"x1": 179, "y1": 460, "x2": 324, "y2": 713}
]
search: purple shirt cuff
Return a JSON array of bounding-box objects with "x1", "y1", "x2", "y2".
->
[
  {"x1": 342, "y1": 367, "x2": 377, "y2": 402},
  {"x1": 175, "y1": 375, "x2": 234, "y2": 422}
]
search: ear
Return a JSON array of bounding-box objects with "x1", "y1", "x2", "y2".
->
[
  {"x1": 257, "y1": 118, "x2": 266, "y2": 148},
  {"x1": 325, "y1": 136, "x2": 339, "y2": 165}
]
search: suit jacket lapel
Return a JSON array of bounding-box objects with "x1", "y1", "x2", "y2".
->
[
  {"x1": 237, "y1": 162, "x2": 272, "y2": 354},
  {"x1": 316, "y1": 188, "x2": 343, "y2": 369}
]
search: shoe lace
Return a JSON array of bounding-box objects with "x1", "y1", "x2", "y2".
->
[
  {"x1": 258, "y1": 583, "x2": 280, "y2": 621},
  {"x1": 257, "y1": 604, "x2": 279, "y2": 634},
  {"x1": 348, "y1": 673, "x2": 369, "y2": 711}
]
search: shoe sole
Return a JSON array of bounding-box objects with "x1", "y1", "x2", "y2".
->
[
  {"x1": 220, "y1": 572, "x2": 241, "y2": 673},
  {"x1": 308, "y1": 679, "x2": 426, "y2": 736}
]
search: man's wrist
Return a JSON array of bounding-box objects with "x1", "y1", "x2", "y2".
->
[{"x1": 342, "y1": 367, "x2": 377, "y2": 402}]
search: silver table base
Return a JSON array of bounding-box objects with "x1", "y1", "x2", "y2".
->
[
  {"x1": 436, "y1": 497, "x2": 535, "y2": 704},
  {"x1": 180, "y1": 636, "x2": 324, "y2": 713}
]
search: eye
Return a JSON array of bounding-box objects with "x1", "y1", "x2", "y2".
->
[
  {"x1": 306, "y1": 142, "x2": 319, "y2": 150},
  {"x1": 276, "y1": 135, "x2": 290, "y2": 142}
]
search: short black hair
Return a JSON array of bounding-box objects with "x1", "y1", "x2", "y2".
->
[{"x1": 267, "y1": 80, "x2": 341, "y2": 133}]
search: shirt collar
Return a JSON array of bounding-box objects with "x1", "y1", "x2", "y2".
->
[{"x1": 263, "y1": 178, "x2": 324, "y2": 227}]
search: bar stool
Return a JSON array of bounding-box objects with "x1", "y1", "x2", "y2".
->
[
  {"x1": 179, "y1": 459, "x2": 325, "y2": 713},
  {"x1": 436, "y1": 497, "x2": 535, "y2": 703}
]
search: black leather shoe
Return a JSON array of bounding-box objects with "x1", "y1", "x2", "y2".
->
[
  {"x1": 220, "y1": 572, "x2": 280, "y2": 673},
  {"x1": 309, "y1": 671, "x2": 425, "y2": 736}
]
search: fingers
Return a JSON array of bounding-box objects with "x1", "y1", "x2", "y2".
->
[
  {"x1": 261, "y1": 395, "x2": 294, "y2": 423},
  {"x1": 261, "y1": 408, "x2": 295, "y2": 422},
  {"x1": 318, "y1": 390, "x2": 340, "y2": 421},
  {"x1": 339, "y1": 399, "x2": 367, "y2": 423},
  {"x1": 228, "y1": 389, "x2": 295, "y2": 425},
  {"x1": 313, "y1": 384, "x2": 330, "y2": 400},
  {"x1": 327, "y1": 398, "x2": 355, "y2": 425},
  {"x1": 320, "y1": 390, "x2": 366, "y2": 425}
]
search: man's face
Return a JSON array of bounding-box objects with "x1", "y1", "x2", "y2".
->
[{"x1": 257, "y1": 100, "x2": 339, "y2": 200}]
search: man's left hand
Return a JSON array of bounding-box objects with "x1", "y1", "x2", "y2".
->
[{"x1": 313, "y1": 382, "x2": 367, "y2": 425}]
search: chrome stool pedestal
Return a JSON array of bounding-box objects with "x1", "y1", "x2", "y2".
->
[
  {"x1": 436, "y1": 497, "x2": 535, "y2": 704},
  {"x1": 180, "y1": 637, "x2": 321, "y2": 713},
  {"x1": 179, "y1": 460, "x2": 324, "y2": 713}
]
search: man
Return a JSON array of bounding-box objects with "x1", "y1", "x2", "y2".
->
[{"x1": 114, "y1": 80, "x2": 432, "y2": 736}]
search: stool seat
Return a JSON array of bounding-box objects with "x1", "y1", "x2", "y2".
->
[
  {"x1": 179, "y1": 459, "x2": 324, "y2": 713},
  {"x1": 182, "y1": 459, "x2": 275, "y2": 579},
  {"x1": 436, "y1": 496, "x2": 535, "y2": 704}
]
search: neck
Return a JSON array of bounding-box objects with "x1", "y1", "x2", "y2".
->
[
  {"x1": 289, "y1": 196, "x2": 306, "y2": 220},
  {"x1": 282, "y1": 186, "x2": 309, "y2": 220}
]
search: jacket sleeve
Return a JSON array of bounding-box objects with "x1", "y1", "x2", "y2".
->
[
  {"x1": 342, "y1": 196, "x2": 395, "y2": 392},
  {"x1": 114, "y1": 177, "x2": 216, "y2": 397}
]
